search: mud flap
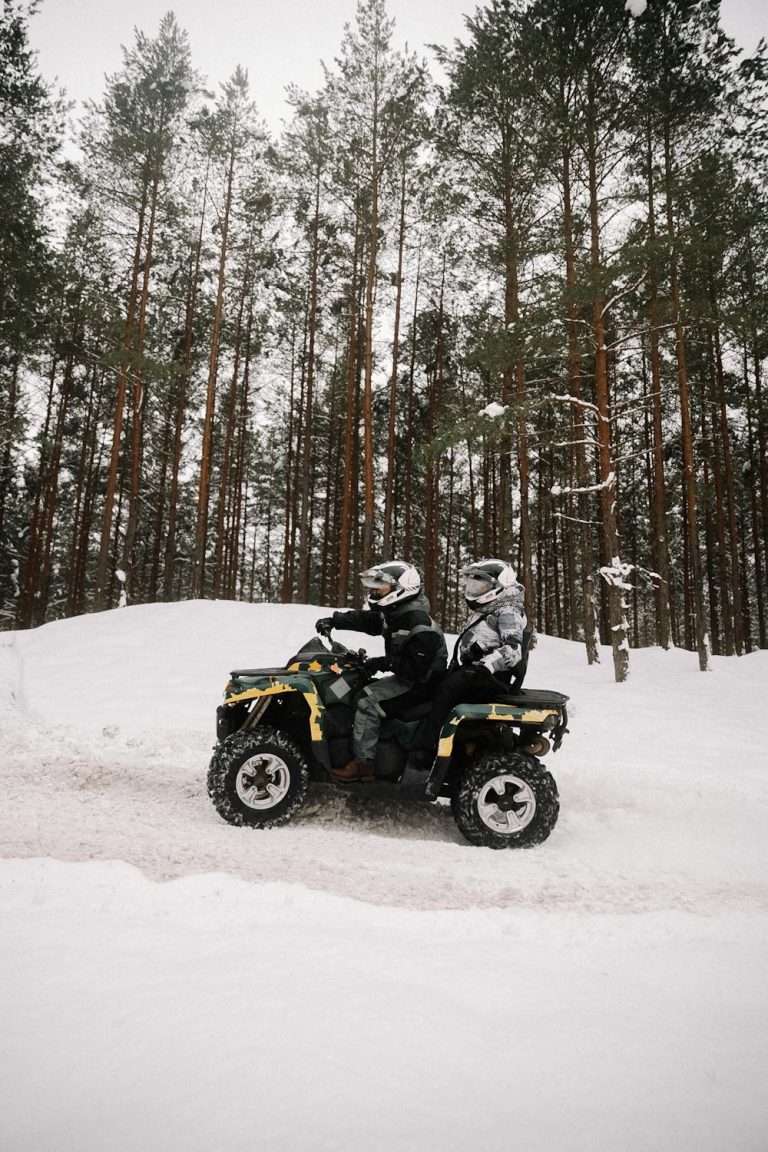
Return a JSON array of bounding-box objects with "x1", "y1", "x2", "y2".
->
[{"x1": 424, "y1": 756, "x2": 451, "y2": 801}]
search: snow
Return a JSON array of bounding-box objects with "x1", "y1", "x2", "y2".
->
[
  {"x1": 479, "y1": 400, "x2": 507, "y2": 418},
  {"x1": 1, "y1": 601, "x2": 767, "y2": 1151},
  {"x1": 600, "y1": 556, "x2": 635, "y2": 591},
  {"x1": 115, "y1": 567, "x2": 127, "y2": 607},
  {"x1": 625, "y1": 0, "x2": 647, "y2": 17},
  {"x1": 551, "y1": 471, "x2": 615, "y2": 497}
]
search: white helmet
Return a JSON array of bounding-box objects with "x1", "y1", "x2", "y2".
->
[
  {"x1": 462, "y1": 558, "x2": 518, "y2": 609},
  {"x1": 360, "y1": 561, "x2": 421, "y2": 609}
]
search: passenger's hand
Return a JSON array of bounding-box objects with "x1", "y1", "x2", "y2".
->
[
  {"x1": 315, "y1": 617, "x2": 334, "y2": 637},
  {"x1": 460, "y1": 642, "x2": 485, "y2": 665}
]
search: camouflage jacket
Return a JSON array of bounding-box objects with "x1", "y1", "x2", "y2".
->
[{"x1": 452, "y1": 583, "x2": 527, "y2": 676}]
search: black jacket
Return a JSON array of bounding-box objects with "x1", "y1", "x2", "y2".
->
[{"x1": 331, "y1": 592, "x2": 447, "y2": 685}]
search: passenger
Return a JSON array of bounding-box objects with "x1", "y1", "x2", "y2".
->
[
  {"x1": 404, "y1": 559, "x2": 528, "y2": 783},
  {"x1": 315, "y1": 561, "x2": 447, "y2": 782}
]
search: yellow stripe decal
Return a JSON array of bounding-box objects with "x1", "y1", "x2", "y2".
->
[
  {"x1": 226, "y1": 682, "x2": 297, "y2": 706},
  {"x1": 303, "y1": 690, "x2": 323, "y2": 742},
  {"x1": 436, "y1": 708, "x2": 560, "y2": 759},
  {"x1": 226, "y1": 682, "x2": 324, "y2": 744}
]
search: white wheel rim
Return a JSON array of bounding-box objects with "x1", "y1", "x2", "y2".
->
[
  {"x1": 477, "y1": 773, "x2": 536, "y2": 835},
  {"x1": 235, "y1": 753, "x2": 291, "y2": 811}
]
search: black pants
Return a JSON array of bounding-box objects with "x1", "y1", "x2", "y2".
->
[{"x1": 410, "y1": 666, "x2": 503, "y2": 758}]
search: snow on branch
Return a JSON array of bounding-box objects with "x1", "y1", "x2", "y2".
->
[
  {"x1": 553, "y1": 512, "x2": 601, "y2": 525},
  {"x1": 601, "y1": 272, "x2": 647, "y2": 319},
  {"x1": 551, "y1": 472, "x2": 615, "y2": 498},
  {"x1": 479, "y1": 401, "x2": 508, "y2": 419},
  {"x1": 607, "y1": 322, "x2": 678, "y2": 351},
  {"x1": 550, "y1": 394, "x2": 607, "y2": 422},
  {"x1": 600, "y1": 558, "x2": 663, "y2": 592},
  {"x1": 600, "y1": 557, "x2": 634, "y2": 592}
]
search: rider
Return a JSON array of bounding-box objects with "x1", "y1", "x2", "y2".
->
[
  {"x1": 315, "y1": 561, "x2": 447, "y2": 782},
  {"x1": 403, "y1": 558, "x2": 528, "y2": 786}
]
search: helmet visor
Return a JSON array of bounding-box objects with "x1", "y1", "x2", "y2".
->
[
  {"x1": 361, "y1": 574, "x2": 395, "y2": 600},
  {"x1": 464, "y1": 574, "x2": 494, "y2": 599},
  {"x1": 361, "y1": 574, "x2": 393, "y2": 590}
]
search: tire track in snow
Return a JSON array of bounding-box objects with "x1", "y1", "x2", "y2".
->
[
  {"x1": 1, "y1": 719, "x2": 766, "y2": 915},
  {"x1": 0, "y1": 632, "x2": 26, "y2": 716}
]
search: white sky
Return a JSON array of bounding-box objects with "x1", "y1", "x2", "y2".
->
[{"x1": 30, "y1": 0, "x2": 768, "y2": 132}]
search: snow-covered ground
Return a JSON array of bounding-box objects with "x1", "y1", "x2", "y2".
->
[{"x1": 1, "y1": 601, "x2": 767, "y2": 1151}]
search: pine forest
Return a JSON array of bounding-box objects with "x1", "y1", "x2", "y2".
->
[{"x1": 2, "y1": 0, "x2": 768, "y2": 682}]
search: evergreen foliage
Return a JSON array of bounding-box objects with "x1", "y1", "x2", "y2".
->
[{"x1": 1, "y1": 0, "x2": 767, "y2": 679}]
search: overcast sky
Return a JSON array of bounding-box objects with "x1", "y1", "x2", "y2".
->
[{"x1": 30, "y1": 0, "x2": 767, "y2": 132}]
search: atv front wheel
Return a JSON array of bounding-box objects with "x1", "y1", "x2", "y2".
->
[
  {"x1": 207, "y1": 726, "x2": 310, "y2": 828},
  {"x1": 452, "y1": 751, "x2": 559, "y2": 849}
]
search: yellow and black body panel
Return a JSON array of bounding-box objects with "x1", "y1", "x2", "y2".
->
[
  {"x1": 222, "y1": 673, "x2": 329, "y2": 767},
  {"x1": 434, "y1": 701, "x2": 565, "y2": 761},
  {"x1": 286, "y1": 658, "x2": 343, "y2": 674},
  {"x1": 425, "y1": 694, "x2": 569, "y2": 801}
]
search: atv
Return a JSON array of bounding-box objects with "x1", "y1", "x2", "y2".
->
[{"x1": 207, "y1": 633, "x2": 569, "y2": 849}]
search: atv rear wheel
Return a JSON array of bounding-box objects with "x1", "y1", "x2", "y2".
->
[
  {"x1": 207, "y1": 726, "x2": 309, "y2": 828},
  {"x1": 452, "y1": 751, "x2": 559, "y2": 849}
]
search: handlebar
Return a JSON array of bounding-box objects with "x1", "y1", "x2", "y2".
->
[{"x1": 316, "y1": 629, "x2": 367, "y2": 663}]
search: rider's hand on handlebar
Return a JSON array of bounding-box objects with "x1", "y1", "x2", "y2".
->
[
  {"x1": 363, "y1": 655, "x2": 389, "y2": 675},
  {"x1": 315, "y1": 617, "x2": 334, "y2": 637}
]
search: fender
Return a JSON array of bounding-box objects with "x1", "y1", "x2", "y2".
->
[
  {"x1": 224, "y1": 675, "x2": 330, "y2": 768},
  {"x1": 425, "y1": 699, "x2": 567, "y2": 801}
]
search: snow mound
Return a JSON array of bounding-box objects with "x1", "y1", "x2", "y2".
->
[
  {"x1": 1, "y1": 599, "x2": 766, "y2": 911},
  {"x1": 1, "y1": 602, "x2": 767, "y2": 1151}
]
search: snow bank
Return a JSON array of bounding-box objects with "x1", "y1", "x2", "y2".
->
[
  {"x1": 1, "y1": 601, "x2": 767, "y2": 1150},
  {"x1": 2, "y1": 858, "x2": 766, "y2": 1152}
]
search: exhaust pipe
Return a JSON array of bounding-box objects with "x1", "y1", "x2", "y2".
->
[{"x1": 521, "y1": 734, "x2": 551, "y2": 757}]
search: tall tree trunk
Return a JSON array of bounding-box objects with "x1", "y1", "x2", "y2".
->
[
  {"x1": 164, "y1": 166, "x2": 209, "y2": 601},
  {"x1": 361, "y1": 64, "x2": 380, "y2": 570},
  {"x1": 193, "y1": 135, "x2": 236, "y2": 598},
  {"x1": 663, "y1": 121, "x2": 709, "y2": 670},
  {"x1": 338, "y1": 203, "x2": 363, "y2": 603},
  {"x1": 710, "y1": 291, "x2": 743, "y2": 654},
  {"x1": 213, "y1": 240, "x2": 252, "y2": 596},
  {"x1": 122, "y1": 124, "x2": 165, "y2": 601},
  {"x1": 424, "y1": 256, "x2": 446, "y2": 605},
  {"x1": 17, "y1": 343, "x2": 60, "y2": 626},
  {"x1": 95, "y1": 175, "x2": 149, "y2": 608},
  {"x1": 281, "y1": 320, "x2": 298, "y2": 602},
  {"x1": 287, "y1": 304, "x2": 308, "y2": 596},
  {"x1": 745, "y1": 349, "x2": 766, "y2": 647},
  {"x1": 645, "y1": 118, "x2": 671, "y2": 648},
  {"x1": 298, "y1": 159, "x2": 323, "y2": 601},
  {"x1": 228, "y1": 305, "x2": 255, "y2": 598},
  {"x1": 562, "y1": 124, "x2": 599, "y2": 663},
  {"x1": 67, "y1": 364, "x2": 102, "y2": 615},
  {"x1": 383, "y1": 159, "x2": 407, "y2": 558},
  {"x1": 587, "y1": 76, "x2": 628, "y2": 682},
  {"x1": 35, "y1": 346, "x2": 78, "y2": 623},
  {"x1": 402, "y1": 245, "x2": 420, "y2": 560}
]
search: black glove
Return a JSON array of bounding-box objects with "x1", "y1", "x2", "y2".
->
[
  {"x1": 461, "y1": 641, "x2": 484, "y2": 665},
  {"x1": 467, "y1": 660, "x2": 493, "y2": 678},
  {"x1": 315, "y1": 617, "x2": 335, "y2": 637},
  {"x1": 363, "y1": 656, "x2": 389, "y2": 675}
]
